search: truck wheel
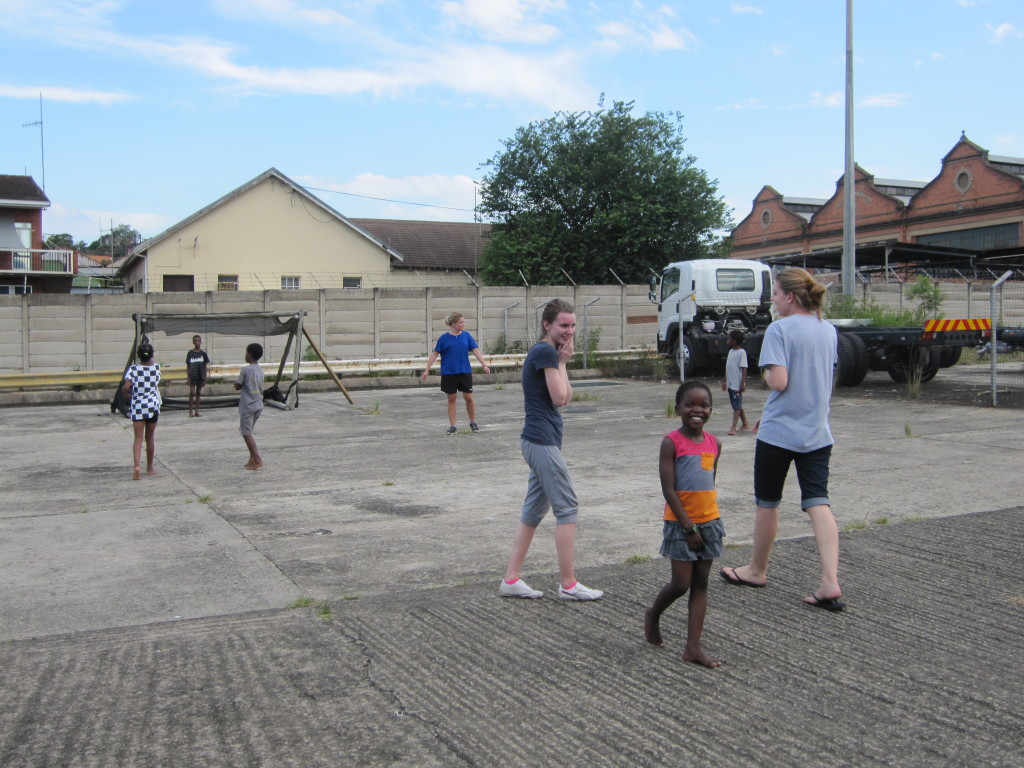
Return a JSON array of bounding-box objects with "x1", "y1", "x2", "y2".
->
[
  {"x1": 835, "y1": 334, "x2": 854, "y2": 387},
  {"x1": 847, "y1": 333, "x2": 870, "y2": 385},
  {"x1": 677, "y1": 336, "x2": 696, "y2": 379},
  {"x1": 938, "y1": 345, "x2": 962, "y2": 368},
  {"x1": 887, "y1": 347, "x2": 938, "y2": 384}
]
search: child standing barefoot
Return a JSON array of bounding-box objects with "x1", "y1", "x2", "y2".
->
[
  {"x1": 234, "y1": 343, "x2": 265, "y2": 469},
  {"x1": 645, "y1": 380, "x2": 724, "y2": 667}
]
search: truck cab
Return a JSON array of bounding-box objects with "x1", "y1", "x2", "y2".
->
[{"x1": 649, "y1": 259, "x2": 774, "y2": 377}]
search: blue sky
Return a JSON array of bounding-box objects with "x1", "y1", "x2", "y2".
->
[{"x1": 2, "y1": 0, "x2": 1022, "y2": 245}]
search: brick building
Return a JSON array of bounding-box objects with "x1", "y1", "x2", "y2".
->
[{"x1": 729, "y1": 135, "x2": 1024, "y2": 273}]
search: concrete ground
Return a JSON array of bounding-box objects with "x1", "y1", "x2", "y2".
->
[{"x1": 0, "y1": 377, "x2": 1021, "y2": 767}]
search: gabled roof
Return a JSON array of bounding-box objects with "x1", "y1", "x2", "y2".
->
[
  {"x1": 349, "y1": 218, "x2": 490, "y2": 271},
  {"x1": 0, "y1": 175, "x2": 49, "y2": 208},
  {"x1": 118, "y1": 168, "x2": 404, "y2": 271}
]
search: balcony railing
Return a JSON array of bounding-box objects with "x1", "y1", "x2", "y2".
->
[{"x1": 0, "y1": 248, "x2": 75, "y2": 275}]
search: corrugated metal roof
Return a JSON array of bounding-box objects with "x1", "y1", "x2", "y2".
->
[{"x1": 348, "y1": 219, "x2": 490, "y2": 271}]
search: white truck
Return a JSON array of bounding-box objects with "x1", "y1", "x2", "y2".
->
[
  {"x1": 649, "y1": 258, "x2": 774, "y2": 378},
  {"x1": 649, "y1": 257, "x2": 991, "y2": 385}
]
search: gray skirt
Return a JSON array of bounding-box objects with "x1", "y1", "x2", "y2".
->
[{"x1": 659, "y1": 518, "x2": 726, "y2": 562}]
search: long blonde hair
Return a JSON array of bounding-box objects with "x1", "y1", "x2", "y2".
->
[{"x1": 776, "y1": 268, "x2": 827, "y2": 319}]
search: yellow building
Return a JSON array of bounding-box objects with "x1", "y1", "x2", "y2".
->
[{"x1": 117, "y1": 168, "x2": 473, "y2": 293}]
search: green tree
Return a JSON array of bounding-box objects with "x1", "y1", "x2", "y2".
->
[
  {"x1": 906, "y1": 273, "x2": 944, "y2": 322},
  {"x1": 477, "y1": 100, "x2": 732, "y2": 285},
  {"x1": 88, "y1": 224, "x2": 142, "y2": 260},
  {"x1": 43, "y1": 233, "x2": 81, "y2": 250}
]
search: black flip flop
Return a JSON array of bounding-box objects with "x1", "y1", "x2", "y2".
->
[
  {"x1": 805, "y1": 595, "x2": 846, "y2": 612},
  {"x1": 719, "y1": 566, "x2": 766, "y2": 588}
]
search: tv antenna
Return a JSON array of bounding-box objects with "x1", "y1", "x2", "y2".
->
[{"x1": 22, "y1": 94, "x2": 45, "y2": 192}]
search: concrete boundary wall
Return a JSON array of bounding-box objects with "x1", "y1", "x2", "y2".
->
[
  {"x1": 2, "y1": 280, "x2": 1021, "y2": 374},
  {"x1": 0, "y1": 286, "x2": 658, "y2": 374}
]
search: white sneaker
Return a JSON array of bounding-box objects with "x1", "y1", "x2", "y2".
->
[
  {"x1": 499, "y1": 579, "x2": 543, "y2": 598},
  {"x1": 558, "y1": 582, "x2": 604, "y2": 601}
]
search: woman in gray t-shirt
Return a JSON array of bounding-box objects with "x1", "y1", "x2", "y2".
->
[{"x1": 720, "y1": 268, "x2": 845, "y2": 612}]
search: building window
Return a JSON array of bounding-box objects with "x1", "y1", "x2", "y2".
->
[
  {"x1": 916, "y1": 223, "x2": 1019, "y2": 251},
  {"x1": 281, "y1": 275, "x2": 301, "y2": 290},
  {"x1": 954, "y1": 170, "x2": 973, "y2": 195},
  {"x1": 15, "y1": 222, "x2": 32, "y2": 249},
  {"x1": 162, "y1": 274, "x2": 195, "y2": 292},
  {"x1": 760, "y1": 209, "x2": 772, "y2": 229},
  {"x1": 342, "y1": 276, "x2": 362, "y2": 289},
  {"x1": 0, "y1": 285, "x2": 32, "y2": 295},
  {"x1": 218, "y1": 274, "x2": 239, "y2": 291}
]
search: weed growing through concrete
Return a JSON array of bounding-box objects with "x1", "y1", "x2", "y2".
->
[
  {"x1": 289, "y1": 597, "x2": 334, "y2": 620},
  {"x1": 571, "y1": 392, "x2": 599, "y2": 402},
  {"x1": 843, "y1": 521, "x2": 869, "y2": 531},
  {"x1": 625, "y1": 554, "x2": 652, "y2": 564},
  {"x1": 342, "y1": 594, "x2": 359, "y2": 601},
  {"x1": 905, "y1": 516, "x2": 924, "y2": 523},
  {"x1": 904, "y1": 423, "x2": 918, "y2": 437},
  {"x1": 382, "y1": 481, "x2": 394, "y2": 486},
  {"x1": 363, "y1": 400, "x2": 381, "y2": 415},
  {"x1": 874, "y1": 517, "x2": 889, "y2": 525},
  {"x1": 666, "y1": 399, "x2": 675, "y2": 418},
  {"x1": 197, "y1": 494, "x2": 212, "y2": 504}
]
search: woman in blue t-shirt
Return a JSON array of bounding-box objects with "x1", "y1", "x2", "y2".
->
[
  {"x1": 720, "y1": 268, "x2": 845, "y2": 612},
  {"x1": 420, "y1": 312, "x2": 490, "y2": 434},
  {"x1": 499, "y1": 299, "x2": 603, "y2": 601}
]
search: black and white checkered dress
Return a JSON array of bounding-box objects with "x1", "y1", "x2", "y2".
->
[{"x1": 125, "y1": 363, "x2": 162, "y2": 420}]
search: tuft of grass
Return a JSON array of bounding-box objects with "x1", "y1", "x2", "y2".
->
[
  {"x1": 625, "y1": 553, "x2": 652, "y2": 564},
  {"x1": 904, "y1": 423, "x2": 918, "y2": 438},
  {"x1": 382, "y1": 480, "x2": 394, "y2": 487},
  {"x1": 842, "y1": 521, "x2": 869, "y2": 531},
  {"x1": 197, "y1": 494, "x2": 212, "y2": 504},
  {"x1": 342, "y1": 594, "x2": 359, "y2": 601},
  {"x1": 905, "y1": 515, "x2": 924, "y2": 523},
  {"x1": 571, "y1": 392, "x2": 599, "y2": 402},
  {"x1": 666, "y1": 399, "x2": 676, "y2": 418},
  {"x1": 289, "y1": 596, "x2": 334, "y2": 620},
  {"x1": 363, "y1": 400, "x2": 381, "y2": 415},
  {"x1": 873, "y1": 516, "x2": 889, "y2": 525}
]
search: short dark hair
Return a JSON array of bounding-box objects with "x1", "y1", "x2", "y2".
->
[
  {"x1": 246, "y1": 342, "x2": 264, "y2": 361},
  {"x1": 675, "y1": 379, "x2": 713, "y2": 409},
  {"x1": 729, "y1": 329, "x2": 745, "y2": 345},
  {"x1": 137, "y1": 342, "x2": 155, "y2": 363}
]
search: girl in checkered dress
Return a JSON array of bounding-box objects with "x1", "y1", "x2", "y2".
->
[{"x1": 122, "y1": 341, "x2": 162, "y2": 480}]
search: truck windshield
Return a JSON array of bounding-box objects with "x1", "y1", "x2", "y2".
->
[
  {"x1": 716, "y1": 269, "x2": 756, "y2": 292},
  {"x1": 661, "y1": 269, "x2": 680, "y2": 301}
]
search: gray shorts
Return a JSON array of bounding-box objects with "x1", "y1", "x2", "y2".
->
[
  {"x1": 239, "y1": 409, "x2": 261, "y2": 436},
  {"x1": 520, "y1": 439, "x2": 579, "y2": 526}
]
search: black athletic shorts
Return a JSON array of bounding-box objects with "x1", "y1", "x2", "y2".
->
[{"x1": 440, "y1": 373, "x2": 473, "y2": 394}]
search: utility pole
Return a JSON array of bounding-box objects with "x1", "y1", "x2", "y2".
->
[
  {"x1": 21, "y1": 94, "x2": 45, "y2": 192},
  {"x1": 842, "y1": 0, "x2": 856, "y2": 296}
]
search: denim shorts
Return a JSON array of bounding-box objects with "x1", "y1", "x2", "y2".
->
[
  {"x1": 659, "y1": 518, "x2": 726, "y2": 561},
  {"x1": 728, "y1": 389, "x2": 743, "y2": 411},
  {"x1": 754, "y1": 440, "x2": 832, "y2": 509}
]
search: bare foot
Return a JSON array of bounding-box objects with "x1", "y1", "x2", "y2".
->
[
  {"x1": 146, "y1": 469, "x2": 157, "y2": 476},
  {"x1": 132, "y1": 468, "x2": 141, "y2": 481},
  {"x1": 727, "y1": 430, "x2": 737, "y2": 435},
  {"x1": 244, "y1": 461, "x2": 265, "y2": 470},
  {"x1": 195, "y1": 413, "x2": 202, "y2": 417},
  {"x1": 683, "y1": 647, "x2": 722, "y2": 668},
  {"x1": 644, "y1": 608, "x2": 663, "y2": 647}
]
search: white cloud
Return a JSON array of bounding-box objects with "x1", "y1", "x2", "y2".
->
[
  {"x1": 986, "y1": 22, "x2": 1020, "y2": 44},
  {"x1": 0, "y1": 83, "x2": 132, "y2": 104},
  {"x1": 715, "y1": 98, "x2": 767, "y2": 111},
  {"x1": 770, "y1": 43, "x2": 786, "y2": 56},
  {"x1": 859, "y1": 93, "x2": 908, "y2": 108},
  {"x1": 596, "y1": 19, "x2": 697, "y2": 51},
  {"x1": 43, "y1": 203, "x2": 173, "y2": 242},
  {"x1": 440, "y1": 0, "x2": 566, "y2": 44},
  {"x1": 810, "y1": 91, "x2": 842, "y2": 108},
  {"x1": 730, "y1": 4, "x2": 763, "y2": 14},
  {"x1": 213, "y1": 0, "x2": 356, "y2": 28}
]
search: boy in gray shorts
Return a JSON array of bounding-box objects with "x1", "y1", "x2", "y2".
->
[{"x1": 234, "y1": 343, "x2": 265, "y2": 469}]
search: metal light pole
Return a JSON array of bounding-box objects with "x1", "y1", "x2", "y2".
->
[{"x1": 842, "y1": 0, "x2": 856, "y2": 296}]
